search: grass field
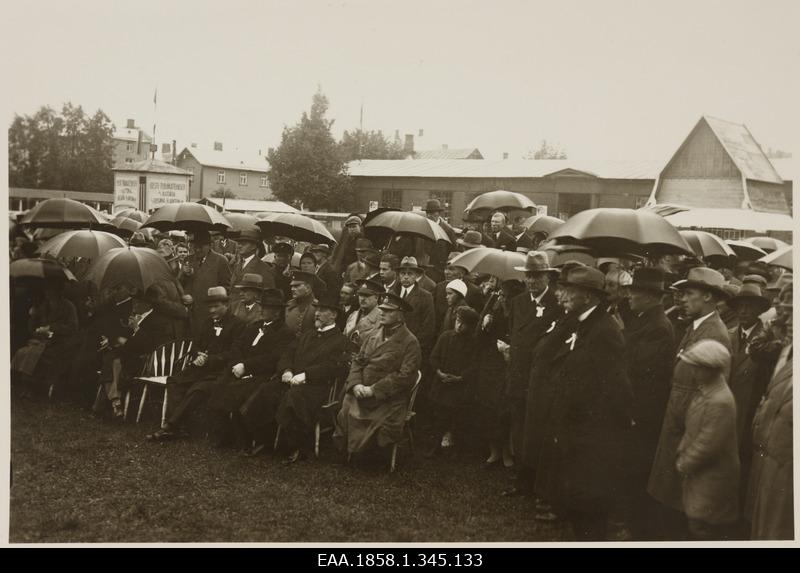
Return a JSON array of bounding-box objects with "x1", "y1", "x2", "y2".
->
[{"x1": 10, "y1": 396, "x2": 571, "y2": 543}]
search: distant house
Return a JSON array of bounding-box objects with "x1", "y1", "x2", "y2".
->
[
  {"x1": 649, "y1": 116, "x2": 790, "y2": 215},
  {"x1": 413, "y1": 146, "x2": 483, "y2": 160},
  {"x1": 176, "y1": 145, "x2": 272, "y2": 201},
  {"x1": 112, "y1": 119, "x2": 152, "y2": 167}
]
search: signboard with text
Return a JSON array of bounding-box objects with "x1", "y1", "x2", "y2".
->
[
  {"x1": 113, "y1": 172, "x2": 189, "y2": 213},
  {"x1": 113, "y1": 174, "x2": 139, "y2": 212}
]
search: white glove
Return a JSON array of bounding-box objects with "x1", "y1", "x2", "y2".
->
[{"x1": 281, "y1": 370, "x2": 294, "y2": 383}]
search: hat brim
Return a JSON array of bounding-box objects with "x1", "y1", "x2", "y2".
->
[
  {"x1": 457, "y1": 241, "x2": 482, "y2": 249},
  {"x1": 728, "y1": 294, "x2": 771, "y2": 313},
  {"x1": 357, "y1": 288, "x2": 380, "y2": 296},
  {"x1": 234, "y1": 284, "x2": 265, "y2": 291},
  {"x1": 671, "y1": 279, "x2": 729, "y2": 299},
  {"x1": 378, "y1": 302, "x2": 413, "y2": 313},
  {"x1": 513, "y1": 266, "x2": 560, "y2": 274}
]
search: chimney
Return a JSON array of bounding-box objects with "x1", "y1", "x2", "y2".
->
[
  {"x1": 126, "y1": 119, "x2": 135, "y2": 129},
  {"x1": 191, "y1": 142, "x2": 197, "y2": 148},
  {"x1": 503, "y1": 152, "x2": 509, "y2": 160},
  {"x1": 394, "y1": 129, "x2": 400, "y2": 141},
  {"x1": 419, "y1": 129, "x2": 424, "y2": 137},
  {"x1": 213, "y1": 141, "x2": 223, "y2": 151},
  {"x1": 404, "y1": 134, "x2": 414, "y2": 156},
  {"x1": 442, "y1": 144, "x2": 448, "y2": 151}
]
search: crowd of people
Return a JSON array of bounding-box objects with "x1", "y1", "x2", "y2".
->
[{"x1": 9, "y1": 198, "x2": 794, "y2": 543}]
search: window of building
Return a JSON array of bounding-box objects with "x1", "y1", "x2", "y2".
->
[
  {"x1": 260, "y1": 174, "x2": 268, "y2": 187},
  {"x1": 125, "y1": 158, "x2": 134, "y2": 164},
  {"x1": 381, "y1": 189, "x2": 402, "y2": 209},
  {"x1": 217, "y1": 170, "x2": 226, "y2": 184},
  {"x1": 126, "y1": 141, "x2": 134, "y2": 152},
  {"x1": 239, "y1": 172, "x2": 248, "y2": 186}
]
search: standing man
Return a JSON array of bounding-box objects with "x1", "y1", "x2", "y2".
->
[
  {"x1": 311, "y1": 244, "x2": 341, "y2": 299},
  {"x1": 648, "y1": 267, "x2": 732, "y2": 540},
  {"x1": 330, "y1": 214, "x2": 363, "y2": 275},
  {"x1": 265, "y1": 242, "x2": 294, "y2": 301},
  {"x1": 623, "y1": 268, "x2": 675, "y2": 540},
  {"x1": 488, "y1": 212, "x2": 517, "y2": 251},
  {"x1": 285, "y1": 270, "x2": 318, "y2": 338},
  {"x1": 397, "y1": 257, "x2": 436, "y2": 356},
  {"x1": 424, "y1": 199, "x2": 457, "y2": 243},
  {"x1": 379, "y1": 253, "x2": 401, "y2": 294},
  {"x1": 229, "y1": 229, "x2": 275, "y2": 305},
  {"x1": 503, "y1": 251, "x2": 560, "y2": 495},
  {"x1": 212, "y1": 232, "x2": 239, "y2": 265},
  {"x1": 512, "y1": 216, "x2": 534, "y2": 252},
  {"x1": 181, "y1": 230, "x2": 232, "y2": 338}
]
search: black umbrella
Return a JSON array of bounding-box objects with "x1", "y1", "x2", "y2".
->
[
  {"x1": 84, "y1": 246, "x2": 176, "y2": 292},
  {"x1": 20, "y1": 198, "x2": 107, "y2": 229},
  {"x1": 255, "y1": 212, "x2": 335, "y2": 244},
  {"x1": 142, "y1": 202, "x2": 232, "y2": 232}
]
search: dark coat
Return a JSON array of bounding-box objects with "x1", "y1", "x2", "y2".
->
[
  {"x1": 230, "y1": 299, "x2": 264, "y2": 324},
  {"x1": 172, "y1": 311, "x2": 247, "y2": 387},
  {"x1": 648, "y1": 311, "x2": 732, "y2": 512},
  {"x1": 488, "y1": 229, "x2": 517, "y2": 251},
  {"x1": 535, "y1": 306, "x2": 633, "y2": 514},
  {"x1": 429, "y1": 329, "x2": 475, "y2": 409},
  {"x1": 434, "y1": 280, "x2": 484, "y2": 331},
  {"x1": 400, "y1": 283, "x2": 436, "y2": 352},
  {"x1": 515, "y1": 232, "x2": 534, "y2": 252},
  {"x1": 417, "y1": 274, "x2": 437, "y2": 293},
  {"x1": 728, "y1": 322, "x2": 770, "y2": 444},
  {"x1": 180, "y1": 250, "x2": 232, "y2": 338},
  {"x1": 11, "y1": 297, "x2": 79, "y2": 383},
  {"x1": 229, "y1": 255, "x2": 276, "y2": 303},
  {"x1": 316, "y1": 260, "x2": 341, "y2": 299},
  {"x1": 624, "y1": 304, "x2": 675, "y2": 480},
  {"x1": 285, "y1": 297, "x2": 317, "y2": 338},
  {"x1": 506, "y1": 287, "x2": 561, "y2": 399}
]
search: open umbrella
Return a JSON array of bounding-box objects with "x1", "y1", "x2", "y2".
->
[
  {"x1": 256, "y1": 212, "x2": 335, "y2": 244},
  {"x1": 679, "y1": 230, "x2": 735, "y2": 263},
  {"x1": 759, "y1": 245, "x2": 792, "y2": 271},
  {"x1": 541, "y1": 243, "x2": 597, "y2": 268},
  {"x1": 463, "y1": 190, "x2": 536, "y2": 221},
  {"x1": 223, "y1": 213, "x2": 260, "y2": 236},
  {"x1": 364, "y1": 210, "x2": 452, "y2": 244},
  {"x1": 640, "y1": 203, "x2": 691, "y2": 218},
  {"x1": 108, "y1": 214, "x2": 143, "y2": 237},
  {"x1": 37, "y1": 230, "x2": 127, "y2": 261},
  {"x1": 744, "y1": 236, "x2": 790, "y2": 254},
  {"x1": 726, "y1": 240, "x2": 767, "y2": 261},
  {"x1": 142, "y1": 202, "x2": 232, "y2": 232},
  {"x1": 112, "y1": 208, "x2": 148, "y2": 223},
  {"x1": 84, "y1": 246, "x2": 176, "y2": 292},
  {"x1": 20, "y1": 198, "x2": 108, "y2": 229},
  {"x1": 10, "y1": 258, "x2": 76, "y2": 281},
  {"x1": 447, "y1": 247, "x2": 527, "y2": 281},
  {"x1": 523, "y1": 214, "x2": 565, "y2": 236},
  {"x1": 548, "y1": 208, "x2": 693, "y2": 257}
]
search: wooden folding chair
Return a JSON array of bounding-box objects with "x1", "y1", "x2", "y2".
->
[
  {"x1": 273, "y1": 375, "x2": 344, "y2": 457},
  {"x1": 390, "y1": 370, "x2": 423, "y2": 473},
  {"x1": 131, "y1": 339, "x2": 193, "y2": 427}
]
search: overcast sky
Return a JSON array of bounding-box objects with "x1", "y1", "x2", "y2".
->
[{"x1": 2, "y1": 0, "x2": 798, "y2": 161}]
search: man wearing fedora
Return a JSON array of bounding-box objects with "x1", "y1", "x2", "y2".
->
[
  {"x1": 229, "y1": 229, "x2": 275, "y2": 306},
  {"x1": 182, "y1": 230, "x2": 232, "y2": 339},
  {"x1": 230, "y1": 273, "x2": 266, "y2": 323},
  {"x1": 311, "y1": 243, "x2": 341, "y2": 299},
  {"x1": 397, "y1": 256, "x2": 436, "y2": 355},
  {"x1": 424, "y1": 198, "x2": 457, "y2": 244},
  {"x1": 343, "y1": 278, "x2": 383, "y2": 348},
  {"x1": 622, "y1": 268, "x2": 675, "y2": 540},
  {"x1": 456, "y1": 230, "x2": 488, "y2": 252},
  {"x1": 274, "y1": 294, "x2": 350, "y2": 463},
  {"x1": 502, "y1": 251, "x2": 561, "y2": 494},
  {"x1": 648, "y1": 267, "x2": 732, "y2": 540},
  {"x1": 146, "y1": 286, "x2": 246, "y2": 441},
  {"x1": 285, "y1": 270, "x2": 318, "y2": 338},
  {"x1": 334, "y1": 291, "x2": 422, "y2": 459},
  {"x1": 535, "y1": 265, "x2": 632, "y2": 541}
]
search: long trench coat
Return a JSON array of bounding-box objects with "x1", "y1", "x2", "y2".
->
[{"x1": 334, "y1": 324, "x2": 421, "y2": 453}]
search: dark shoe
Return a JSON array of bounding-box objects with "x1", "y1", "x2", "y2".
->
[
  {"x1": 146, "y1": 427, "x2": 177, "y2": 442},
  {"x1": 282, "y1": 450, "x2": 305, "y2": 465},
  {"x1": 112, "y1": 400, "x2": 124, "y2": 418}
]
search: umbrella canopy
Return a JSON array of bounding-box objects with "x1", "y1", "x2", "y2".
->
[
  {"x1": 758, "y1": 245, "x2": 792, "y2": 271},
  {"x1": 37, "y1": 230, "x2": 127, "y2": 261},
  {"x1": 112, "y1": 208, "x2": 148, "y2": 223},
  {"x1": 142, "y1": 202, "x2": 232, "y2": 232},
  {"x1": 364, "y1": 210, "x2": 452, "y2": 244},
  {"x1": 744, "y1": 236, "x2": 790, "y2": 254},
  {"x1": 108, "y1": 214, "x2": 143, "y2": 236},
  {"x1": 548, "y1": 208, "x2": 693, "y2": 257},
  {"x1": 19, "y1": 198, "x2": 108, "y2": 229},
  {"x1": 541, "y1": 243, "x2": 597, "y2": 268},
  {"x1": 463, "y1": 190, "x2": 536, "y2": 221},
  {"x1": 447, "y1": 247, "x2": 527, "y2": 281},
  {"x1": 256, "y1": 212, "x2": 335, "y2": 244},
  {"x1": 223, "y1": 213, "x2": 261, "y2": 236},
  {"x1": 726, "y1": 240, "x2": 767, "y2": 261},
  {"x1": 31, "y1": 227, "x2": 68, "y2": 241},
  {"x1": 84, "y1": 246, "x2": 176, "y2": 292},
  {"x1": 679, "y1": 230, "x2": 735, "y2": 263},
  {"x1": 523, "y1": 214, "x2": 565, "y2": 236},
  {"x1": 10, "y1": 258, "x2": 76, "y2": 281},
  {"x1": 640, "y1": 203, "x2": 691, "y2": 217}
]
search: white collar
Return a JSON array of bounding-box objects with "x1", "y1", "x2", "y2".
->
[
  {"x1": 577, "y1": 305, "x2": 598, "y2": 323},
  {"x1": 116, "y1": 297, "x2": 132, "y2": 306},
  {"x1": 741, "y1": 322, "x2": 758, "y2": 338},
  {"x1": 692, "y1": 311, "x2": 716, "y2": 331},
  {"x1": 242, "y1": 254, "x2": 255, "y2": 267},
  {"x1": 401, "y1": 284, "x2": 415, "y2": 295},
  {"x1": 530, "y1": 286, "x2": 549, "y2": 304},
  {"x1": 386, "y1": 280, "x2": 396, "y2": 291},
  {"x1": 317, "y1": 324, "x2": 336, "y2": 333},
  {"x1": 139, "y1": 308, "x2": 154, "y2": 321},
  {"x1": 245, "y1": 302, "x2": 256, "y2": 310}
]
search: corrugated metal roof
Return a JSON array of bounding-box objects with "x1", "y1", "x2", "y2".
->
[
  {"x1": 347, "y1": 158, "x2": 664, "y2": 180},
  {"x1": 703, "y1": 116, "x2": 783, "y2": 184},
  {"x1": 179, "y1": 147, "x2": 269, "y2": 173},
  {"x1": 113, "y1": 126, "x2": 152, "y2": 143},
  {"x1": 112, "y1": 158, "x2": 191, "y2": 175},
  {"x1": 201, "y1": 197, "x2": 298, "y2": 214},
  {"x1": 413, "y1": 148, "x2": 483, "y2": 160}
]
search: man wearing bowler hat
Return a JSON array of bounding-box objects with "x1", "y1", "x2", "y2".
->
[
  {"x1": 648, "y1": 267, "x2": 732, "y2": 539},
  {"x1": 285, "y1": 270, "x2": 318, "y2": 338},
  {"x1": 274, "y1": 293, "x2": 351, "y2": 463},
  {"x1": 621, "y1": 268, "x2": 675, "y2": 540},
  {"x1": 535, "y1": 265, "x2": 632, "y2": 540},
  {"x1": 334, "y1": 291, "x2": 422, "y2": 460},
  {"x1": 229, "y1": 229, "x2": 275, "y2": 305},
  {"x1": 182, "y1": 229, "x2": 232, "y2": 339},
  {"x1": 231, "y1": 273, "x2": 266, "y2": 323},
  {"x1": 344, "y1": 278, "x2": 383, "y2": 348}
]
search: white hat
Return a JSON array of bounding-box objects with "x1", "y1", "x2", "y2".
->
[{"x1": 446, "y1": 279, "x2": 468, "y2": 298}]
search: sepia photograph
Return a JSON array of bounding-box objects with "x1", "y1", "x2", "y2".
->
[{"x1": 1, "y1": 0, "x2": 797, "y2": 549}]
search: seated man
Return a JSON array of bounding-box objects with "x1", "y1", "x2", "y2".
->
[
  {"x1": 343, "y1": 278, "x2": 382, "y2": 349},
  {"x1": 146, "y1": 286, "x2": 246, "y2": 441},
  {"x1": 230, "y1": 273, "x2": 265, "y2": 323},
  {"x1": 334, "y1": 292, "x2": 422, "y2": 460},
  {"x1": 274, "y1": 294, "x2": 350, "y2": 463}
]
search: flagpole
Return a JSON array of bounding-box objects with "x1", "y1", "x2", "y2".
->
[{"x1": 152, "y1": 87, "x2": 158, "y2": 160}]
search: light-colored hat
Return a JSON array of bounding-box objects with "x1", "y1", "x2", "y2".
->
[
  {"x1": 679, "y1": 340, "x2": 731, "y2": 370},
  {"x1": 398, "y1": 256, "x2": 423, "y2": 272},
  {"x1": 206, "y1": 286, "x2": 229, "y2": 303},
  {"x1": 446, "y1": 279, "x2": 468, "y2": 298},
  {"x1": 513, "y1": 250, "x2": 559, "y2": 274},
  {"x1": 671, "y1": 267, "x2": 729, "y2": 299}
]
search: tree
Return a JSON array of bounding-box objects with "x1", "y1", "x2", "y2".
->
[
  {"x1": 765, "y1": 147, "x2": 792, "y2": 159},
  {"x1": 211, "y1": 188, "x2": 236, "y2": 199},
  {"x1": 524, "y1": 139, "x2": 568, "y2": 160},
  {"x1": 8, "y1": 103, "x2": 114, "y2": 193},
  {"x1": 267, "y1": 89, "x2": 354, "y2": 211},
  {"x1": 339, "y1": 128, "x2": 406, "y2": 161}
]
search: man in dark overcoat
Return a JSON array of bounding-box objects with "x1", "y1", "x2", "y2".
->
[
  {"x1": 311, "y1": 244, "x2": 342, "y2": 300},
  {"x1": 181, "y1": 230, "x2": 232, "y2": 338},
  {"x1": 229, "y1": 229, "x2": 275, "y2": 305},
  {"x1": 396, "y1": 256, "x2": 436, "y2": 354}
]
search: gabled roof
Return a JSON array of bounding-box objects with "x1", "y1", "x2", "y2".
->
[
  {"x1": 178, "y1": 147, "x2": 270, "y2": 173},
  {"x1": 413, "y1": 148, "x2": 483, "y2": 160},
  {"x1": 113, "y1": 126, "x2": 152, "y2": 143},
  {"x1": 701, "y1": 116, "x2": 783, "y2": 184},
  {"x1": 112, "y1": 158, "x2": 191, "y2": 175}
]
